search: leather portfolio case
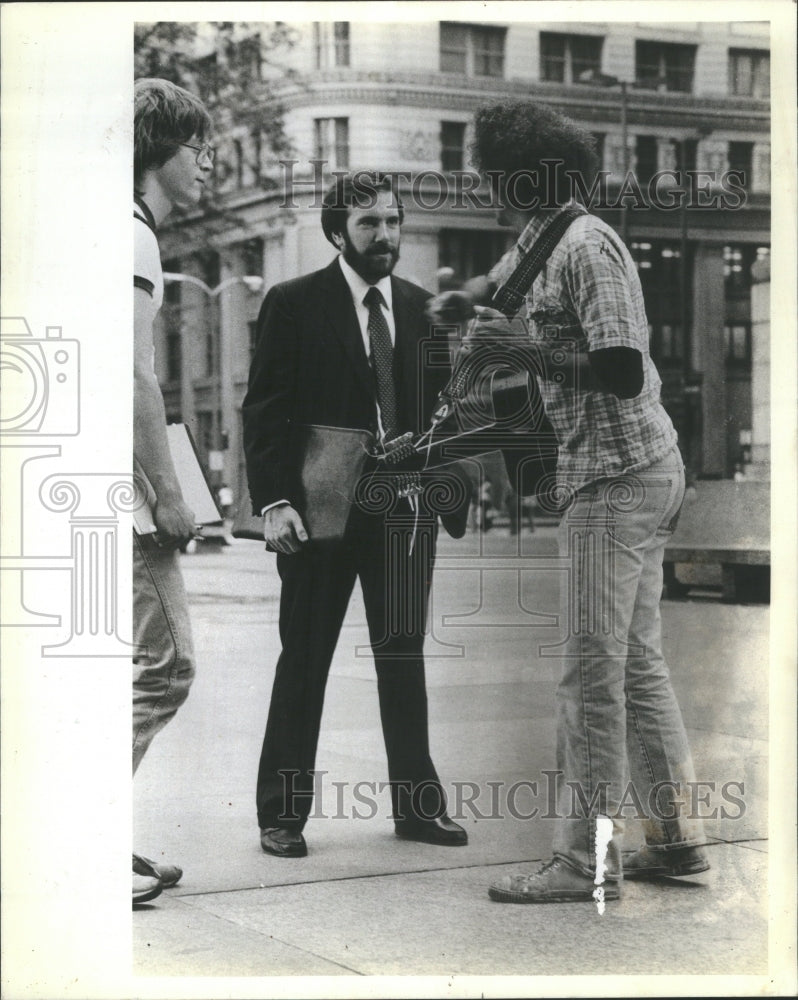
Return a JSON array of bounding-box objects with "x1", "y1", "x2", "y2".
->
[{"x1": 233, "y1": 423, "x2": 375, "y2": 544}]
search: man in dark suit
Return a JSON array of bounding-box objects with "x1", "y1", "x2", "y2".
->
[{"x1": 242, "y1": 172, "x2": 469, "y2": 858}]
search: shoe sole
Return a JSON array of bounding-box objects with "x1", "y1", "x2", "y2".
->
[
  {"x1": 133, "y1": 857, "x2": 182, "y2": 887},
  {"x1": 488, "y1": 886, "x2": 620, "y2": 904},
  {"x1": 133, "y1": 884, "x2": 163, "y2": 905},
  {"x1": 624, "y1": 860, "x2": 710, "y2": 880},
  {"x1": 260, "y1": 843, "x2": 308, "y2": 858},
  {"x1": 395, "y1": 832, "x2": 468, "y2": 846}
]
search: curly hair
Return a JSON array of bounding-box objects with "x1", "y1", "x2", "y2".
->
[
  {"x1": 134, "y1": 78, "x2": 212, "y2": 186},
  {"x1": 471, "y1": 101, "x2": 599, "y2": 210},
  {"x1": 321, "y1": 171, "x2": 404, "y2": 246}
]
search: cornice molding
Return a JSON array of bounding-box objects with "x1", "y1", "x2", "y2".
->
[{"x1": 259, "y1": 71, "x2": 770, "y2": 132}]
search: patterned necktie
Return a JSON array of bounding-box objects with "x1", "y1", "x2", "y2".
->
[{"x1": 364, "y1": 285, "x2": 398, "y2": 441}]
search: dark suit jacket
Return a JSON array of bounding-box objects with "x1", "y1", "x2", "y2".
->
[{"x1": 242, "y1": 257, "x2": 469, "y2": 538}]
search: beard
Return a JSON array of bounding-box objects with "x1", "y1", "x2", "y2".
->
[{"x1": 341, "y1": 235, "x2": 400, "y2": 282}]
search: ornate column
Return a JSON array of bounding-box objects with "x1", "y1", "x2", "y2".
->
[{"x1": 39, "y1": 473, "x2": 147, "y2": 657}]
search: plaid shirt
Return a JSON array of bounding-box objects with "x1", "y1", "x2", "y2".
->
[{"x1": 488, "y1": 206, "x2": 677, "y2": 491}]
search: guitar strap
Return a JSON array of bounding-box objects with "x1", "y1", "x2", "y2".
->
[
  {"x1": 491, "y1": 202, "x2": 587, "y2": 319},
  {"x1": 443, "y1": 202, "x2": 587, "y2": 404}
]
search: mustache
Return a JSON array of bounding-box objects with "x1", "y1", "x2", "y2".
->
[{"x1": 366, "y1": 244, "x2": 398, "y2": 255}]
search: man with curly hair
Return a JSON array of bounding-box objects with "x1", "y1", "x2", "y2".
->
[
  {"x1": 133, "y1": 78, "x2": 214, "y2": 905},
  {"x1": 429, "y1": 101, "x2": 708, "y2": 904}
]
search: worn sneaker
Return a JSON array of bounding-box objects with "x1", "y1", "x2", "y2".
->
[
  {"x1": 133, "y1": 873, "x2": 162, "y2": 906},
  {"x1": 623, "y1": 844, "x2": 710, "y2": 880},
  {"x1": 133, "y1": 853, "x2": 183, "y2": 888},
  {"x1": 488, "y1": 858, "x2": 620, "y2": 904}
]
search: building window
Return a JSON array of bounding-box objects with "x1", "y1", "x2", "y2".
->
[
  {"x1": 200, "y1": 252, "x2": 220, "y2": 291},
  {"x1": 313, "y1": 22, "x2": 350, "y2": 68},
  {"x1": 540, "y1": 32, "x2": 603, "y2": 84},
  {"x1": 473, "y1": 26, "x2": 505, "y2": 77},
  {"x1": 334, "y1": 22, "x2": 350, "y2": 66},
  {"x1": 634, "y1": 135, "x2": 658, "y2": 184},
  {"x1": 197, "y1": 411, "x2": 214, "y2": 457},
  {"x1": 314, "y1": 117, "x2": 349, "y2": 171},
  {"x1": 635, "y1": 40, "x2": 696, "y2": 92},
  {"x1": 440, "y1": 22, "x2": 505, "y2": 78},
  {"x1": 232, "y1": 138, "x2": 244, "y2": 188},
  {"x1": 729, "y1": 49, "x2": 769, "y2": 98},
  {"x1": 250, "y1": 129, "x2": 262, "y2": 184},
  {"x1": 728, "y1": 142, "x2": 753, "y2": 190},
  {"x1": 723, "y1": 244, "x2": 768, "y2": 368},
  {"x1": 242, "y1": 237, "x2": 264, "y2": 279},
  {"x1": 674, "y1": 137, "x2": 697, "y2": 182},
  {"x1": 166, "y1": 330, "x2": 181, "y2": 383},
  {"x1": 441, "y1": 122, "x2": 467, "y2": 172},
  {"x1": 631, "y1": 241, "x2": 688, "y2": 365},
  {"x1": 439, "y1": 229, "x2": 514, "y2": 283},
  {"x1": 440, "y1": 22, "x2": 467, "y2": 72},
  {"x1": 723, "y1": 324, "x2": 751, "y2": 364},
  {"x1": 205, "y1": 330, "x2": 217, "y2": 378},
  {"x1": 248, "y1": 320, "x2": 259, "y2": 363},
  {"x1": 162, "y1": 262, "x2": 182, "y2": 383},
  {"x1": 723, "y1": 244, "x2": 766, "y2": 296},
  {"x1": 591, "y1": 132, "x2": 605, "y2": 171},
  {"x1": 313, "y1": 22, "x2": 323, "y2": 68}
]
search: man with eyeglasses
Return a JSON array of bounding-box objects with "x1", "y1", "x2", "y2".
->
[{"x1": 132, "y1": 78, "x2": 213, "y2": 906}]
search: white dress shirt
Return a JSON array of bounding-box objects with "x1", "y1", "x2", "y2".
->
[
  {"x1": 261, "y1": 255, "x2": 396, "y2": 516},
  {"x1": 337, "y1": 254, "x2": 396, "y2": 351}
]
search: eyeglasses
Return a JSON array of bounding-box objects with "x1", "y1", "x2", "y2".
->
[{"x1": 181, "y1": 141, "x2": 215, "y2": 165}]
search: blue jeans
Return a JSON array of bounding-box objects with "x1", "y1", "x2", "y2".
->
[
  {"x1": 132, "y1": 534, "x2": 195, "y2": 774},
  {"x1": 552, "y1": 445, "x2": 704, "y2": 879}
]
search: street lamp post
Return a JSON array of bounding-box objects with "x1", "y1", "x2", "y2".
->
[
  {"x1": 162, "y1": 272, "x2": 264, "y2": 488},
  {"x1": 577, "y1": 70, "x2": 631, "y2": 245}
]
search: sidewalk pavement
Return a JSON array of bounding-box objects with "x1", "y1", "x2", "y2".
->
[{"x1": 134, "y1": 527, "x2": 769, "y2": 983}]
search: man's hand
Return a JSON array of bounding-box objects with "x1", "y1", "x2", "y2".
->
[
  {"x1": 153, "y1": 496, "x2": 196, "y2": 550},
  {"x1": 425, "y1": 290, "x2": 477, "y2": 325},
  {"x1": 263, "y1": 504, "x2": 308, "y2": 554},
  {"x1": 463, "y1": 305, "x2": 528, "y2": 348}
]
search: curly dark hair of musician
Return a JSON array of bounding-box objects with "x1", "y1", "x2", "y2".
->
[
  {"x1": 470, "y1": 101, "x2": 599, "y2": 211},
  {"x1": 321, "y1": 171, "x2": 404, "y2": 246}
]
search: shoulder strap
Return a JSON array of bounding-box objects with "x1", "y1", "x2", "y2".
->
[
  {"x1": 134, "y1": 195, "x2": 157, "y2": 234},
  {"x1": 433, "y1": 205, "x2": 587, "y2": 410},
  {"x1": 491, "y1": 203, "x2": 586, "y2": 318}
]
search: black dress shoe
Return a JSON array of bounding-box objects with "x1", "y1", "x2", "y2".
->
[
  {"x1": 394, "y1": 815, "x2": 468, "y2": 846},
  {"x1": 259, "y1": 826, "x2": 308, "y2": 857}
]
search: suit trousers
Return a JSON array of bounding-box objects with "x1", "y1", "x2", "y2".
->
[{"x1": 256, "y1": 504, "x2": 446, "y2": 830}]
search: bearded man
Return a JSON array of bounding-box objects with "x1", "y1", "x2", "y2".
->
[{"x1": 242, "y1": 171, "x2": 470, "y2": 858}]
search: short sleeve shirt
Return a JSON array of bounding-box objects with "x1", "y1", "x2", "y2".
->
[
  {"x1": 489, "y1": 206, "x2": 677, "y2": 490},
  {"x1": 134, "y1": 197, "x2": 163, "y2": 312}
]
